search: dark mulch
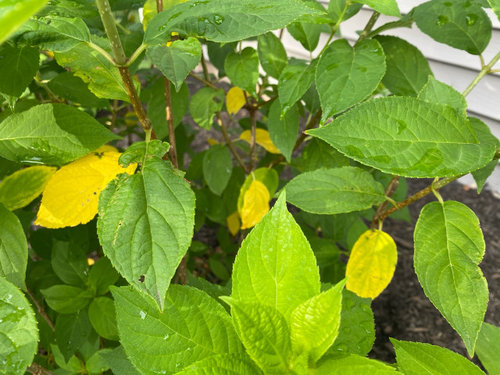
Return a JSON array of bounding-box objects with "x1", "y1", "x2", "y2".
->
[{"x1": 370, "y1": 179, "x2": 500, "y2": 364}]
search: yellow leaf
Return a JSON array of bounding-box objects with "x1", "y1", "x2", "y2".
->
[
  {"x1": 87, "y1": 258, "x2": 95, "y2": 266},
  {"x1": 166, "y1": 32, "x2": 180, "y2": 47},
  {"x1": 346, "y1": 230, "x2": 397, "y2": 299},
  {"x1": 240, "y1": 128, "x2": 281, "y2": 154},
  {"x1": 35, "y1": 146, "x2": 136, "y2": 229},
  {"x1": 239, "y1": 179, "x2": 270, "y2": 229},
  {"x1": 226, "y1": 87, "x2": 246, "y2": 115},
  {"x1": 226, "y1": 211, "x2": 240, "y2": 236},
  {"x1": 0, "y1": 166, "x2": 56, "y2": 211},
  {"x1": 207, "y1": 138, "x2": 219, "y2": 146}
]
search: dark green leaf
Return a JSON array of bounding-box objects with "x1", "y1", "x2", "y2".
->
[
  {"x1": 0, "y1": 103, "x2": 119, "y2": 165},
  {"x1": 316, "y1": 38, "x2": 386, "y2": 122},
  {"x1": 308, "y1": 97, "x2": 496, "y2": 177},
  {"x1": 203, "y1": 144, "x2": 233, "y2": 196},
  {"x1": 376, "y1": 35, "x2": 432, "y2": 96},
  {"x1": 268, "y1": 100, "x2": 299, "y2": 162},
  {"x1": 225, "y1": 47, "x2": 259, "y2": 96},
  {"x1": 41, "y1": 284, "x2": 93, "y2": 313},
  {"x1": 414, "y1": 0, "x2": 491, "y2": 55},
  {"x1": 55, "y1": 309, "x2": 93, "y2": 361},
  {"x1": 47, "y1": 72, "x2": 108, "y2": 108},
  {"x1": 51, "y1": 239, "x2": 88, "y2": 287},
  {"x1": 278, "y1": 59, "x2": 316, "y2": 115},
  {"x1": 287, "y1": 22, "x2": 322, "y2": 52},
  {"x1": 100, "y1": 346, "x2": 140, "y2": 375},
  {"x1": 0, "y1": 43, "x2": 39, "y2": 98},
  {"x1": 88, "y1": 257, "x2": 120, "y2": 296},
  {"x1": 257, "y1": 33, "x2": 288, "y2": 79},
  {"x1": 88, "y1": 297, "x2": 119, "y2": 341}
]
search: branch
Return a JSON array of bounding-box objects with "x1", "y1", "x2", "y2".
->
[
  {"x1": 217, "y1": 113, "x2": 249, "y2": 174},
  {"x1": 27, "y1": 364, "x2": 56, "y2": 375},
  {"x1": 371, "y1": 176, "x2": 400, "y2": 229},
  {"x1": 463, "y1": 50, "x2": 500, "y2": 97},
  {"x1": 25, "y1": 288, "x2": 55, "y2": 332},
  {"x1": 248, "y1": 108, "x2": 258, "y2": 171},
  {"x1": 358, "y1": 11, "x2": 380, "y2": 41},
  {"x1": 189, "y1": 72, "x2": 220, "y2": 90}
]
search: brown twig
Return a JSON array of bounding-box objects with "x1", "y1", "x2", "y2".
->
[
  {"x1": 188, "y1": 72, "x2": 220, "y2": 90},
  {"x1": 217, "y1": 113, "x2": 249, "y2": 174},
  {"x1": 25, "y1": 288, "x2": 55, "y2": 332},
  {"x1": 248, "y1": 108, "x2": 258, "y2": 171},
  {"x1": 27, "y1": 364, "x2": 56, "y2": 375},
  {"x1": 371, "y1": 176, "x2": 400, "y2": 229}
]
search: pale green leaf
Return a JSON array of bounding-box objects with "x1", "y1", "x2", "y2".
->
[
  {"x1": 98, "y1": 157, "x2": 195, "y2": 309},
  {"x1": 0, "y1": 166, "x2": 55, "y2": 211},
  {"x1": 291, "y1": 280, "x2": 345, "y2": 362},
  {"x1": 392, "y1": 339, "x2": 485, "y2": 375},
  {"x1": 189, "y1": 87, "x2": 225, "y2": 129},
  {"x1": 293, "y1": 139, "x2": 349, "y2": 172},
  {"x1": 0, "y1": 276, "x2": 39, "y2": 375},
  {"x1": 112, "y1": 285, "x2": 243, "y2": 375},
  {"x1": 376, "y1": 35, "x2": 432, "y2": 97},
  {"x1": 175, "y1": 354, "x2": 263, "y2": 375},
  {"x1": 316, "y1": 38, "x2": 386, "y2": 122},
  {"x1": 224, "y1": 47, "x2": 259, "y2": 96},
  {"x1": 226, "y1": 300, "x2": 292, "y2": 374},
  {"x1": 148, "y1": 37, "x2": 201, "y2": 91},
  {"x1": 232, "y1": 192, "x2": 320, "y2": 320},
  {"x1": 287, "y1": 22, "x2": 322, "y2": 52},
  {"x1": 353, "y1": 0, "x2": 400, "y2": 16},
  {"x1": 418, "y1": 76, "x2": 467, "y2": 113},
  {"x1": 86, "y1": 349, "x2": 112, "y2": 374},
  {"x1": 286, "y1": 167, "x2": 386, "y2": 214},
  {"x1": 476, "y1": 323, "x2": 500, "y2": 375},
  {"x1": 257, "y1": 33, "x2": 287, "y2": 79},
  {"x1": 308, "y1": 97, "x2": 496, "y2": 177},
  {"x1": 88, "y1": 297, "x2": 119, "y2": 341},
  {"x1": 488, "y1": 0, "x2": 500, "y2": 21},
  {"x1": 414, "y1": 201, "x2": 488, "y2": 356},
  {"x1": 0, "y1": 103, "x2": 119, "y2": 165},
  {"x1": 0, "y1": 204, "x2": 27, "y2": 289},
  {"x1": 414, "y1": 0, "x2": 491, "y2": 55},
  {"x1": 328, "y1": 1, "x2": 362, "y2": 23},
  {"x1": 278, "y1": 59, "x2": 316, "y2": 115},
  {"x1": 0, "y1": 0, "x2": 49, "y2": 45},
  {"x1": 145, "y1": 0, "x2": 320, "y2": 45},
  {"x1": 119, "y1": 140, "x2": 170, "y2": 167},
  {"x1": 0, "y1": 43, "x2": 39, "y2": 98},
  {"x1": 203, "y1": 144, "x2": 233, "y2": 196},
  {"x1": 317, "y1": 354, "x2": 397, "y2": 374},
  {"x1": 268, "y1": 100, "x2": 299, "y2": 162}
]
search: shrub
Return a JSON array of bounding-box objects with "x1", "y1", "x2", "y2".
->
[{"x1": 0, "y1": 0, "x2": 499, "y2": 374}]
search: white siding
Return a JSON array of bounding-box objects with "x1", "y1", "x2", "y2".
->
[{"x1": 282, "y1": 1, "x2": 500, "y2": 192}]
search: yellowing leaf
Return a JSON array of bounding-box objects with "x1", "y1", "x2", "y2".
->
[
  {"x1": 239, "y1": 179, "x2": 270, "y2": 229},
  {"x1": 35, "y1": 147, "x2": 136, "y2": 229},
  {"x1": 226, "y1": 211, "x2": 240, "y2": 236},
  {"x1": 240, "y1": 128, "x2": 281, "y2": 154},
  {"x1": 226, "y1": 86, "x2": 246, "y2": 115},
  {"x1": 346, "y1": 230, "x2": 397, "y2": 299},
  {"x1": 207, "y1": 138, "x2": 219, "y2": 146},
  {"x1": 0, "y1": 166, "x2": 56, "y2": 211}
]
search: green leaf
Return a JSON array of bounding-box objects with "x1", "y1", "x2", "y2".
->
[
  {"x1": 317, "y1": 354, "x2": 398, "y2": 374},
  {"x1": 0, "y1": 277, "x2": 39, "y2": 375},
  {"x1": 414, "y1": 0, "x2": 491, "y2": 55},
  {"x1": 472, "y1": 160, "x2": 498, "y2": 193},
  {"x1": 291, "y1": 280, "x2": 345, "y2": 362},
  {"x1": 476, "y1": 323, "x2": 500, "y2": 375},
  {"x1": 232, "y1": 192, "x2": 320, "y2": 320},
  {"x1": 278, "y1": 59, "x2": 316, "y2": 115},
  {"x1": 41, "y1": 285, "x2": 93, "y2": 313},
  {"x1": 119, "y1": 140, "x2": 170, "y2": 167},
  {"x1": 189, "y1": 87, "x2": 225, "y2": 129},
  {"x1": 0, "y1": 43, "x2": 39, "y2": 98},
  {"x1": 100, "y1": 346, "x2": 140, "y2": 375},
  {"x1": 225, "y1": 47, "x2": 259, "y2": 96},
  {"x1": 51, "y1": 239, "x2": 88, "y2": 287},
  {"x1": 488, "y1": 0, "x2": 500, "y2": 21},
  {"x1": 88, "y1": 297, "x2": 119, "y2": 341},
  {"x1": 328, "y1": 0, "x2": 362, "y2": 23},
  {"x1": 286, "y1": 167, "x2": 386, "y2": 215},
  {"x1": 88, "y1": 257, "x2": 120, "y2": 296},
  {"x1": 268, "y1": 100, "x2": 299, "y2": 162},
  {"x1": 55, "y1": 309, "x2": 93, "y2": 361},
  {"x1": 353, "y1": 0, "x2": 400, "y2": 16},
  {"x1": 287, "y1": 22, "x2": 322, "y2": 52},
  {"x1": 316, "y1": 39, "x2": 386, "y2": 122},
  {"x1": 0, "y1": 203, "x2": 27, "y2": 289},
  {"x1": 98, "y1": 157, "x2": 195, "y2": 309},
  {"x1": 308, "y1": 97, "x2": 496, "y2": 177},
  {"x1": 226, "y1": 300, "x2": 292, "y2": 374},
  {"x1": 392, "y1": 339, "x2": 485, "y2": 375},
  {"x1": 375, "y1": 35, "x2": 432, "y2": 97},
  {"x1": 54, "y1": 40, "x2": 131, "y2": 102},
  {"x1": 203, "y1": 144, "x2": 232, "y2": 196},
  {"x1": 50, "y1": 343, "x2": 83, "y2": 373},
  {"x1": 145, "y1": 0, "x2": 320, "y2": 45},
  {"x1": 112, "y1": 285, "x2": 242, "y2": 375},
  {"x1": 293, "y1": 139, "x2": 349, "y2": 172},
  {"x1": 0, "y1": 0, "x2": 49, "y2": 44},
  {"x1": 148, "y1": 37, "x2": 202, "y2": 91},
  {"x1": 175, "y1": 354, "x2": 263, "y2": 375},
  {"x1": 19, "y1": 16, "x2": 91, "y2": 52},
  {"x1": 414, "y1": 201, "x2": 488, "y2": 356},
  {"x1": 329, "y1": 290, "x2": 375, "y2": 356},
  {"x1": 0, "y1": 103, "x2": 119, "y2": 165},
  {"x1": 47, "y1": 72, "x2": 108, "y2": 108},
  {"x1": 86, "y1": 349, "x2": 112, "y2": 374},
  {"x1": 418, "y1": 76, "x2": 467, "y2": 113},
  {"x1": 257, "y1": 33, "x2": 287, "y2": 79}
]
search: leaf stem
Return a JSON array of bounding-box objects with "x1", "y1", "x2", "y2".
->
[
  {"x1": 371, "y1": 176, "x2": 400, "y2": 229},
  {"x1": 96, "y1": 0, "x2": 153, "y2": 133},
  {"x1": 87, "y1": 41, "x2": 117, "y2": 66},
  {"x1": 188, "y1": 72, "x2": 220, "y2": 90},
  {"x1": 463, "y1": 50, "x2": 500, "y2": 97},
  {"x1": 248, "y1": 108, "x2": 258, "y2": 171},
  {"x1": 125, "y1": 43, "x2": 147, "y2": 67},
  {"x1": 25, "y1": 288, "x2": 55, "y2": 332},
  {"x1": 358, "y1": 11, "x2": 380, "y2": 42},
  {"x1": 217, "y1": 113, "x2": 249, "y2": 174}
]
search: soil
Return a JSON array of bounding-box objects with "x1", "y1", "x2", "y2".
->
[{"x1": 370, "y1": 179, "x2": 500, "y2": 364}]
